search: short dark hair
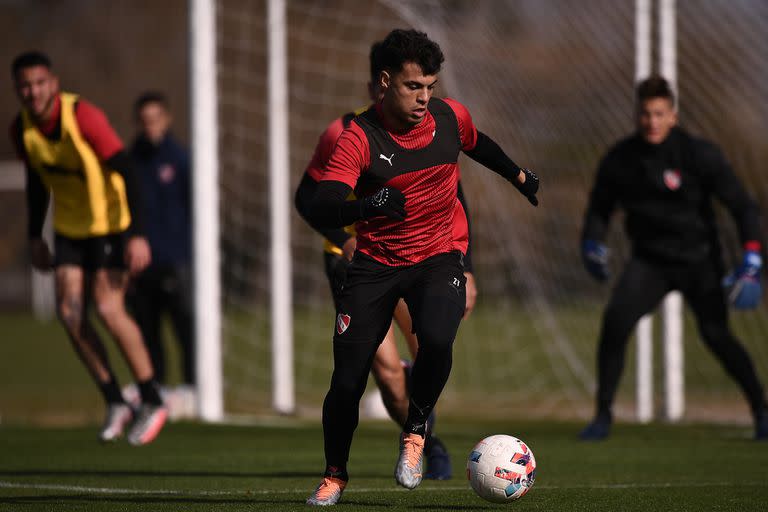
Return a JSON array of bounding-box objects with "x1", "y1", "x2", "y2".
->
[
  {"x1": 369, "y1": 41, "x2": 384, "y2": 84},
  {"x1": 134, "y1": 90, "x2": 170, "y2": 116},
  {"x1": 378, "y1": 29, "x2": 444, "y2": 77},
  {"x1": 12, "y1": 51, "x2": 52, "y2": 77},
  {"x1": 637, "y1": 75, "x2": 675, "y2": 105}
]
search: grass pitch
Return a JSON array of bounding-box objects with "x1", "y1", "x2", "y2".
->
[{"x1": 1, "y1": 419, "x2": 766, "y2": 511}]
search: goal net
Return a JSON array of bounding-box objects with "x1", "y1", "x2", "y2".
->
[{"x1": 214, "y1": 0, "x2": 768, "y2": 422}]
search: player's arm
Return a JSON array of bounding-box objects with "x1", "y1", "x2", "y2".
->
[
  {"x1": 457, "y1": 180, "x2": 477, "y2": 318},
  {"x1": 444, "y1": 98, "x2": 538, "y2": 206},
  {"x1": 309, "y1": 125, "x2": 406, "y2": 229},
  {"x1": 295, "y1": 172, "x2": 353, "y2": 249},
  {"x1": 700, "y1": 141, "x2": 763, "y2": 308},
  {"x1": 582, "y1": 152, "x2": 618, "y2": 243},
  {"x1": 295, "y1": 120, "x2": 356, "y2": 247},
  {"x1": 457, "y1": 181, "x2": 473, "y2": 273},
  {"x1": 699, "y1": 141, "x2": 762, "y2": 247},
  {"x1": 310, "y1": 180, "x2": 406, "y2": 228},
  {"x1": 464, "y1": 131, "x2": 538, "y2": 206},
  {"x1": 26, "y1": 167, "x2": 53, "y2": 270},
  {"x1": 105, "y1": 151, "x2": 145, "y2": 234},
  {"x1": 580, "y1": 150, "x2": 619, "y2": 281},
  {"x1": 25, "y1": 167, "x2": 49, "y2": 239},
  {"x1": 10, "y1": 118, "x2": 52, "y2": 270}
]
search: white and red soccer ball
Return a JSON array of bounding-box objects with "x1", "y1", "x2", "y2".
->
[{"x1": 466, "y1": 434, "x2": 537, "y2": 503}]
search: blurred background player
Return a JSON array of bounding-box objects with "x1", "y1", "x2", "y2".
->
[
  {"x1": 580, "y1": 75, "x2": 768, "y2": 441},
  {"x1": 126, "y1": 91, "x2": 196, "y2": 420},
  {"x1": 304, "y1": 29, "x2": 538, "y2": 505},
  {"x1": 9, "y1": 51, "x2": 167, "y2": 445},
  {"x1": 295, "y1": 41, "x2": 479, "y2": 482}
]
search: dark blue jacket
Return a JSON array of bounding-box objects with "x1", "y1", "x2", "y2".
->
[{"x1": 130, "y1": 133, "x2": 191, "y2": 265}]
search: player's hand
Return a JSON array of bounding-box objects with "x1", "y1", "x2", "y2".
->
[
  {"x1": 125, "y1": 236, "x2": 152, "y2": 276},
  {"x1": 582, "y1": 239, "x2": 609, "y2": 281},
  {"x1": 29, "y1": 238, "x2": 53, "y2": 271},
  {"x1": 360, "y1": 187, "x2": 406, "y2": 221},
  {"x1": 463, "y1": 271, "x2": 477, "y2": 319},
  {"x1": 341, "y1": 237, "x2": 357, "y2": 261},
  {"x1": 723, "y1": 250, "x2": 762, "y2": 309},
  {"x1": 513, "y1": 168, "x2": 539, "y2": 206}
]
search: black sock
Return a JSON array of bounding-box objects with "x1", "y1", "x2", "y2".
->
[
  {"x1": 138, "y1": 379, "x2": 163, "y2": 406},
  {"x1": 324, "y1": 465, "x2": 348, "y2": 481},
  {"x1": 403, "y1": 420, "x2": 427, "y2": 437},
  {"x1": 404, "y1": 397, "x2": 430, "y2": 437},
  {"x1": 99, "y1": 377, "x2": 124, "y2": 405}
]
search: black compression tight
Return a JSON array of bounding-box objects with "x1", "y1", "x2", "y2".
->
[{"x1": 595, "y1": 257, "x2": 766, "y2": 418}]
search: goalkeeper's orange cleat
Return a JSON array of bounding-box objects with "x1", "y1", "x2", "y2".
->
[{"x1": 306, "y1": 476, "x2": 347, "y2": 506}]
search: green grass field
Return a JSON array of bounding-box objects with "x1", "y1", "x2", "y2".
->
[
  {"x1": 2, "y1": 310, "x2": 767, "y2": 511},
  {"x1": 1, "y1": 419, "x2": 767, "y2": 511}
]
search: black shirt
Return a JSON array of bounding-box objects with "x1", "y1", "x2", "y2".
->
[{"x1": 582, "y1": 127, "x2": 761, "y2": 264}]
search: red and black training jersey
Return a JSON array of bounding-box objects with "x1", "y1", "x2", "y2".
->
[{"x1": 322, "y1": 97, "x2": 478, "y2": 266}]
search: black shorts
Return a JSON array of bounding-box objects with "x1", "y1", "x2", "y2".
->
[
  {"x1": 54, "y1": 232, "x2": 126, "y2": 271},
  {"x1": 333, "y1": 250, "x2": 466, "y2": 345}
]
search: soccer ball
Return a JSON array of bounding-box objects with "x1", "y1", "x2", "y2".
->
[{"x1": 466, "y1": 434, "x2": 537, "y2": 503}]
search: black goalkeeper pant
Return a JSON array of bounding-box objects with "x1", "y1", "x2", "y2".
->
[
  {"x1": 595, "y1": 256, "x2": 766, "y2": 419},
  {"x1": 322, "y1": 251, "x2": 466, "y2": 468}
]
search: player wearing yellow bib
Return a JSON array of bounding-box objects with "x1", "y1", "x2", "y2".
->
[{"x1": 9, "y1": 52, "x2": 167, "y2": 445}]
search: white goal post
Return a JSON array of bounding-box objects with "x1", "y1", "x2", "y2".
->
[
  {"x1": 190, "y1": 0, "x2": 224, "y2": 422},
  {"x1": 634, "y1": 0, "x2": 684, "y2": 424}
]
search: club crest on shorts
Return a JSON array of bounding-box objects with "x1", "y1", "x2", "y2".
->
[
  {"x1": 336, "y1": 313, "x2": 351, "y2": 334},
  {"x1": 663, "y1": 169, "x2": 682, "y2": 191}
]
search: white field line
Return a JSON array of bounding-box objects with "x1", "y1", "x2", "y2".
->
[{"x1": 1, "y1": 480, "x2": 765, "y2": 496}]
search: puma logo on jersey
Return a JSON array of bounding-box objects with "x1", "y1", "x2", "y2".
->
[{"x1": 379, "y1": 153, "x2": 395, "y2": 166}]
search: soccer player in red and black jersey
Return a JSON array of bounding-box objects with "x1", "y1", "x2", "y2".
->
[
  {"x1": 304, "y1": 30, "x2": 539, "y2": 505},
  {"x1": 296, "y1": 41, "x2": 479, "y2": 486},
  {"x1": 10, "y1": 52, "x2": 167, "y2": 445}
]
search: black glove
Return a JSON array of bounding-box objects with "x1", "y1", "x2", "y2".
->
[
  {"x1": 513, "y1": 168, "x2": 539, "y2": 206},
  {"x1": 360, "y1": 187, "x2": 407, "y2": 221}
]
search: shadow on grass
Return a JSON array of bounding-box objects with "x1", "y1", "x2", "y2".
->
[
  {"x1": 0, "y1": 469, "x2": 349, "y2": 479},
  {"x1": 2, "y1": 494, "x2": 286, "y2": 506},
  {"x1": 0, "y1": 494, "x2": 495, "y2": 510}
]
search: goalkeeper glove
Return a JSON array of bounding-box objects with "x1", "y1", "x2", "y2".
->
[
  {"x1": 723, "y1": 250, "x2": 762, "y2": 309},
  {"x1": 513, "y1": 168, "x2": 539, "y2": 206},
  {"x1": 582, "y1": 239, "x2": 609, "y2": 282},
  {"x1": 360, "y1": 186, "x2": 407, "y2": 221}
]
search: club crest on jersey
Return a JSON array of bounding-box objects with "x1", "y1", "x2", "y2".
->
[
  {"x1": 158, "y1": 164, "x2": 176, "y2": 183},
  {"x1": 663, "y1": 169, "x2": 682, "y2": 190},
  {"x1": 336, "y1": 313, "x2": 351, "y2": 334}
]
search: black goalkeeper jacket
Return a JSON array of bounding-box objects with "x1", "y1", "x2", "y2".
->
[{"x1": 582, "y1": 126, "x2": 762, "y2": 265}]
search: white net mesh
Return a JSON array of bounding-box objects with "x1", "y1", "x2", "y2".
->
[{"x1": 215, "y1": 0, "x2": 768, "y2": 421}]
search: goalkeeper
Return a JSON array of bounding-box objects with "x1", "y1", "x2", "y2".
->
[
  {"x1": 580, "y1": 75, "x2": 767, "y2": 441},
  {"x1": 295, "y1": 40, "x2": 478, "y2": 483}
]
